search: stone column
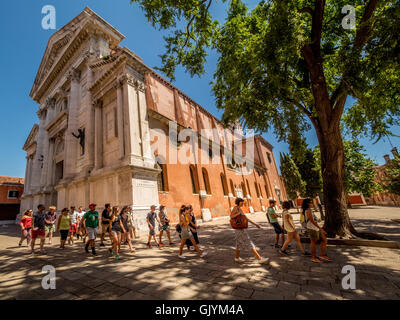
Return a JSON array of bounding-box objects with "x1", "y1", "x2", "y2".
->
[
  {"x1": 94, "y1": 100, "x2": 103, "y2": 170},
  {"x1": 64, "y1": 68, "x2": 81, "y2": 178},
  {"x1": 85, "y1": 65, "x2": 95, "y2": 171},
  {"x1": 23, "y1": 156, "x2": 31, "y2": 195},
  {"x1": 31, "y1": 110, "x2": 46, "y2": 192},
  {"x1": 115, "y1": 79, "x2": 125, "y2": 160},
  {"x1": 46, "y1": 139, "x2": 55, "y2": 187},
  {"x1": 137, "y1": 80, "x2": 154, "y2": 166}
]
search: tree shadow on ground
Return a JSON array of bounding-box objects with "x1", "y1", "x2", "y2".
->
[{"x1": 0, "y1": 219, "x2": 399, "y2": 301}]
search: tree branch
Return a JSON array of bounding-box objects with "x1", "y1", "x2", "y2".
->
[
  {"x1": 331, "y1": 0, "x2": 379, "y2": 121},
  {"x1": 298, "y1": 7, "x2": 313, "y2": 16},
  {"x1": 182, "y1": 0, "x2": 212, "y2": 49}
]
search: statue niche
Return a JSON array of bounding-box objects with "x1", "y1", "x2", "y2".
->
[{"x1": 72, "y1": 128, "x2": 85, "y2": 155}]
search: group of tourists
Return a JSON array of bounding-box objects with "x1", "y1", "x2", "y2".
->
[
  {"x1": 19, "y1": 196, "x2": 331, "y2": 263},
  {"x1": 231, "y1": 197, "x2": 332, "y2": 264}
]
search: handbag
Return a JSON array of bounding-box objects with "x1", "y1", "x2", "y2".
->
[{"x1": 230, "y1": 213, "x2": 248, "y2": 229}]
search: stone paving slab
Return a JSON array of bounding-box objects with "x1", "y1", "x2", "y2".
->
[{"x1": 0, "y1": 206, "x2": 399, "y2": 300}]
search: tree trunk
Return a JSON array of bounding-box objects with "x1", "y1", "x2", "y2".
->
[{"x1": 317, "y1": 124, "x2": 355, "y2": 238}]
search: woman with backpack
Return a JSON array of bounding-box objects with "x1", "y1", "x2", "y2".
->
[{"x1": 231, "y1": 198, "x2": 269, "y2": 264}]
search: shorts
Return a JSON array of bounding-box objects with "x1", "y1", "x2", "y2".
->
[
  {"x1": 60, "y1": 229, "x2": 69, "y2": 241},
  {"x1": 102, "y1": 224, "x2": 111, "y2": 234},
  {"x1": 159, "y1": 223, "x2": 170, "y2": 232},
  {"x1": 149, "y1": 225, "x2": 156, "y2": 236},
  {"x1": 308, "y1": 229, "x2": 321, "y2": 241},
  {"x1": 45, "y1": 224, "x2": 55, "y2": 233},
  {"x1": 271, "y1": 222, "x2": 285, "y2": 235},
  {"x1": 86, "y1": 227, "x2": 97, "y2": 240},
  {"x1": 69, "y1": 224, "x2": 77, "y2": 234},
  {"x1": 181, "y1": 227, "x2": 193, "y2": 240},
  {"x1": 32, "y1": 228, "x2": 45, "y2": 239},
  {"x1": 111, "y1": 230, "x2": 122, "y2": 237}
]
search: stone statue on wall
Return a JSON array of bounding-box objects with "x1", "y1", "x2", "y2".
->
[{"x1": 72, "y1": 128, "x2": 85, "y2": 155}]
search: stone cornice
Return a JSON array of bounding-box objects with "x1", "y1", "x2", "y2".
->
[
  {"x1": 45, "y1": 110, "x2": 68, "y2": 138},
  {"x1": 23, "y1": 124, "x2": 39, "y2": 151}
]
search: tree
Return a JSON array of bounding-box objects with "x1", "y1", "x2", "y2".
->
[
  {"x1": 384, "y1": 154, "x2": 400, "y2": 195},
  {"x1": 280, "y1": 153, "x2": 306, "y2": 203},
  {"x1": 288, "y1": 132, "x2": 322, "y2": 198},
  {"x1": 131, "y1": 0, "x2": 400, "y2": 238}
]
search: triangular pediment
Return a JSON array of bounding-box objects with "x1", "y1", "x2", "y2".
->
[
  {"x1": 30, "y1": 7, "x2": 125, "y2": 103},
  {"x1": 23, "y1": 124, "x2": 39, "y2": 151}
]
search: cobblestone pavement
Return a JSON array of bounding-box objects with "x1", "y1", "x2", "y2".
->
[{"x1": 0, "y1": 206, "x2": 399, "y2": 300}]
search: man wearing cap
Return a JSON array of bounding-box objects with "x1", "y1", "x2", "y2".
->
[{"x1": 81, "y1": 203, "x2": 99, "y2": 255}]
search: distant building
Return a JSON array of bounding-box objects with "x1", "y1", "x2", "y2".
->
[
  {"x1": 366, "y1": 148, "x2": 400, "y2": 207},
  {"x1": 0, "y1": 177, "x2": 24, "y2": 222}
]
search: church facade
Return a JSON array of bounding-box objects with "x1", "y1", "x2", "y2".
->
[{"x1": 21, "y1": 8, "x2": 287, "y2": 227}]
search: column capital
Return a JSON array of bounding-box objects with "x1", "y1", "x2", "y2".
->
[
  {"x1": 120, "y1": 74, "x2": 146, "y2": 92},
  {"x1": 92, "y1": 99, "x2": 103, "y2": 108},
  {"x1": 67, "y1": 68, "x2": 81, "y2": 82}
]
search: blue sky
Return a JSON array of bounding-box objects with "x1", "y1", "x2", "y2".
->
[{"x1": 0, "y1": 0, "x2": 398, "y2": 178}]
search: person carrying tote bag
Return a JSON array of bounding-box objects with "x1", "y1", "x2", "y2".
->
[{"x1": 231, "y1": 198, "x2": 269, "y2": 264}]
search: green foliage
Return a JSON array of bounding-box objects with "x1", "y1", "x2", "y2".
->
[
  {"x1": 314, "y1": 139, "x2": 381, "y2": 197},
  {"x1": 280, "y1": 153, "x2": 306, "y2": 200},
  {"x1": 130, "y1": 0, "x2": 400, "y2": 142},
  {"x1": 383, "y1": 154, "x2": 400, "y2": 195},
  {"x1": 288, "y1": 131, "x2": 323, "y2": 198}
]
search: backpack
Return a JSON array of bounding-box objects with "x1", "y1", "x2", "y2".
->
[{"x1": 175, "y1": 223, "x2": 182, "y2": 233}]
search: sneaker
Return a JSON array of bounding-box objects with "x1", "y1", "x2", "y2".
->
[
  {"x1": 234, "y1": 257, "x2": 245, "y2": 263},
  {"x1": 274, "y1": 244, "x2": 281, "y2": 249},
  {"x1": 280, "y1": 249, "x2": 289, "y2": 256},
  {"x1": 178, "y1": 255, "x2": 186, "y2": 259},
  {"x1": 48, "y1": 241, "x2": 52, "y2": 245},
  {"x1": 29, "y1": 250, "x2": 34, "y2": 254},
  {"x1": 311, "y1": 257, "x2": 323, "y2": 263},
  {"x1": 169, "y1": 242, "x2": 174, "y2": 245},
  {"x1": 91, "y1": 248, "x2": 97, "y2": 256},
  {"x1": 116, "y1": 254, "x2": 120, "y2": 260},
  {"x1": 258, "y1": 257, "x2": 269, "y2": 264},
  {"x1": 303, "y1": 251, "x2": 311, "y2": 256},
  {"x1": 158, "y1": 243, "x2": 162, "y2": 249},
  {"x1": 85, "y1": 244, "x2": 89, "y2": 253},
  {"x1": 18, "y1": 242, "x2": 22, "y2": 247},
  {"x1": 147, "y1": 242, "x2": 152, "y2": 248},
  {"x1": 100, "y1": 243, "x2": 105, "y2": 247},
  {"x1": 200, "y1": 251, "x2": 208, "y2": 258},
  {"x1": 108, "y1": 248, "x2": 114, "y2": 255},
  {"x1": 40, "y1": 250, "x2": 47, "y2": 255},
  {"x1": 319, "y1": 255, "x2": 333, "y2": 262}
]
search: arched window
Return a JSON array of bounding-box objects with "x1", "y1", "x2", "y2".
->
[
  {"x1": 230, "y1": 179, "x2": 236, "y2": 197},
  {"x1": 246, "y1": 180, "x2": 251, "y2": 196},
  {"x1": 202, "y1": 168, "x2": 211, "y2": 195},
  {"x1": 220, "y1": 174, "x2": 228, "y2": 196},
  {"x1": 189, "y1": 165, "x2": 199, "y2": 194},
  {"x1": 157, "y1": 164, "x2": 169, "y2": 192},
  {"x1": 255, "y1": 182, "x2": 260, "y2": 197}
]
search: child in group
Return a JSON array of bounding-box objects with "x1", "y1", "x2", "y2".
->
[
  {"x1": 44, "y1": 206, "x2": 57, "y2": 245},
  {"x1": 76, "y1": 206, "x2": 85, "y2": 240},
  {"x1": 31, "y1": 204, "x2": 47, "y2": 254},
  {"x1": 19, "y1": 210, "x2": 33, "y2": 247},
  {"x1": 120, "y1": 206, "x2": 135, "y2": 253},
  {"x1": 82, "y1": 203, "x2": 99, "y2": 256},
  {"x1": 109, "y1": 206, "x2": 124, "y2": 260},
  {"x1": 266, "y1": 199, "x2": 285, "y2": 248},
  {"x1": 279, "y1": 201, "x2": 311, "y2": 256},
  {"x1": 158, "y1": 205, "x2": 173, "y2": 245},
  {"x1": 146, "y1": 205, "x2": 162, "y2": 248},
  {"x1": 178, "y1": 205, "x2": 207, "y2": 259},
  {"x1": 302, "y1": 198, "x2": 332, "y2": 263},
  {"x1": 68, "y1": 206, "x2": 78, "y2": 245},
  {"x1": 56, "y1": 208, "x2": 71, "y2": 249}
]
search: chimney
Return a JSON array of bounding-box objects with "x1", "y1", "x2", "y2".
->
[
  {"x1": 391, "y1": 147, "x2": 399, "y2": 158},
  {"x1": 384, "y1": 154, "x2": 390, "y2": 164}
]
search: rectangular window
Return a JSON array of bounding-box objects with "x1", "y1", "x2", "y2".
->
[{"x1": 8, "y1": 190, "x2": 19, "y2": 199}]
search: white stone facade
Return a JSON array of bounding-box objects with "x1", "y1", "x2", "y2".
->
[{"x1": 21, "y1": 8, "x2": 160, "y2": 221}]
